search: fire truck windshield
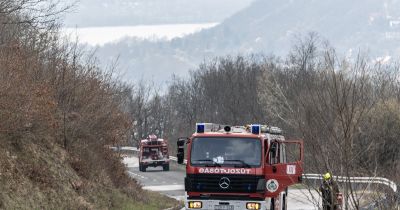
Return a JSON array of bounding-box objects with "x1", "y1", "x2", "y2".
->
[{"x1": 190, "y1": 137, "x2": 261, "y2": 167}]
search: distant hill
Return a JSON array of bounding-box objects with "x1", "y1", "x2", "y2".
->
[
  {"x1": 189, "y1": 0, "x2": 400, "y2": 56},
  {"x1": 64, "y1": 0, "x2": 254, "y2": 27},
  {"x1": 94, "y1": 0, "x2": 400, "y2": 84}
]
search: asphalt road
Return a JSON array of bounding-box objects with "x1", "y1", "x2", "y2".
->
[
  {"x1": 124, "y1": 156, "x2": 320, "y2": 210},
  {"x1": 125, "y1": 156, "x2": 186, "y2": 201}
]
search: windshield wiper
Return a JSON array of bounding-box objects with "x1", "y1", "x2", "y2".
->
[
  {"x1": 194, "y1": 159, "x2": 221, "y2": 167},
  {"x1": 224, "y1": 159, "x2": 252, "y2": 168}
]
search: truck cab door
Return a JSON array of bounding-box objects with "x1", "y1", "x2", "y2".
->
[{"x1": 264, "y1": 140, "x2": 303, "y2": 197}]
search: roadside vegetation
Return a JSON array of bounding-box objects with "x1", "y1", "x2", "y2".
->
[{"x1": 0, "y1": 0, "x2": 179, "y2": 209}]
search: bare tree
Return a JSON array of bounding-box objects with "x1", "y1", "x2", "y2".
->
[
  {"x1": 259, "y1": 34, "x2": 398, "y2": 209},
  {"x1": 0, "y1": 0, "x2": 72, "y2": 26}
]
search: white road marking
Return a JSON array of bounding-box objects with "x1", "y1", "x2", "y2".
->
[
  {"x1": 143, "y1": 185, "x2": 185, "y2": 191},
  {"x1": 128, "y1": 171, "x2": 145, "y2": 179}
]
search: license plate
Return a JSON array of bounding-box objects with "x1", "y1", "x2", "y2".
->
[{"x1": 214, "y1": 205, "x2": 234, "y2": 210}]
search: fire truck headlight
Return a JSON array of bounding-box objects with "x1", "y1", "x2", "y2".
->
[
  {"x1": 246, "y1": 202, "x2": 261, "y2": 209},
  {"x1": 188, "y1": 201, "x2": 202, "y2": 208}
]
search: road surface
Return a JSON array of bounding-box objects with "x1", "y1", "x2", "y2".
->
[{"x1": 123, "y1": 156, "x2": 320, "y2": 209}]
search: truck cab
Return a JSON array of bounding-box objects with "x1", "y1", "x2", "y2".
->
[
  {"x1": 177, "y1": 123, "x2": 303, "y2": 210},
  {"x1": 139, "y1": 134, "x2": 170, "y2": 172}
]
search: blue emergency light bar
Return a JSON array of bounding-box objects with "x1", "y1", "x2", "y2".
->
[
  {"x1": 195, "y1": 123, "x2": 274, "y2": 134},
  {"x1": 196, "y1": 123, "x2": 205, "y2": 133},
  {"x1": 251, "y1": 124, "x2": 261, "y2": 134}
]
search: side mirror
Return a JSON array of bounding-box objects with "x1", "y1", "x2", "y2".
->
[{"x1": 177, "y1": 138, "x2": 187, "y2": 164}]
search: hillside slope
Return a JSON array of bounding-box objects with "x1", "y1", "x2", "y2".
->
[
  {"x1": 188, "y1": 0, "x2": 400, "y2": 56},
  {"x1": 0, "y1": 2, "x2": 179, "y2": 209},
  {"x1": 95, "y1": 0, "x2": 400, "y2": 83},
  {"x1": 64, "y1": 0, "x2": 254, "y2": 27},
  {"x1": 0, "y1": 135, "x2": 178, "y2": 209}
]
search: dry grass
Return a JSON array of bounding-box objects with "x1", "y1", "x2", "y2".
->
[{"x1": 0, "y1": 134, "x2": 180, "y2": 209}]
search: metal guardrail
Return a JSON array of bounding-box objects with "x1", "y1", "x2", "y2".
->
[
  {"x1": 303, "y1": 174, "x2": 397, "y2": 193},
  {"x1": 118, "y1": 147, "x2": 397, "y2": 193}
]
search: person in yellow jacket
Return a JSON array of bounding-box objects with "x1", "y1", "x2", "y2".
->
[{"x1": 320, "y1": 172, "x2": 340, "y2": 210}]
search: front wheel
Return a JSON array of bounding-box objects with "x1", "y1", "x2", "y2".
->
[
  {"x1": 270, "y1": 198, "x2": 275, "y2": 210},
  {"x1": 282, "y1": 194, "x2": 287, "y2": 210}
]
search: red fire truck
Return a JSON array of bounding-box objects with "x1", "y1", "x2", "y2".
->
[
  {"x1": 139, "y1": 134, "x2": 170, "y2": 172},
  {"x1": 177, "y1": 123, "x2": 304, "y2": 210}
]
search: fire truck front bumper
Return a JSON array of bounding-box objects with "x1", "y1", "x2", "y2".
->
[
  {"x1": 142, "y1": 159, "x2": 169, "y2": 167},
  {"x1": 185, "y1": 198, "x2": 269, "y2": 210}
]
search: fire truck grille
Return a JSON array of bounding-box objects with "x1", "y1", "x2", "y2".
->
[{"x1": 186, "y1": 174, "x2": 263, "y2": 193}]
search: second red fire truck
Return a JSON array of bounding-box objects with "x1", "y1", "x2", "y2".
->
[
  {"x1": 139, "y1": 134, "x2": 170, "y2": 172},
  {"x1": 177, "y1": 123, "x2": 304, "y2": 210}
]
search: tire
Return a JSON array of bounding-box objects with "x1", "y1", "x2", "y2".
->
[
  {"x1": 142, "y1": 165, "x2": 146, "y2": 172},
  {"x1": 163, "y1": 164, "x2": 170, "y2": 171},
  {"x1": 270, "y1": 198, "x2": 275, "y2": 210},
  {"x1": 139, "y1": 163, "x2": 143, "y2": 172},
  {"x1": 282, "y1": 194, "x2": 287, "y2": 210}
]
